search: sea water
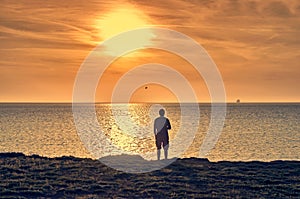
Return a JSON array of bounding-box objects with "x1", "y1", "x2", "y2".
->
[{"x1": 0, "y1": 103, "x2": 299, "y2": 161}]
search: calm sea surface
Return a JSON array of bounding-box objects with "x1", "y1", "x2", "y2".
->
[{"x1": 0, "y1": 103, "x2": 299, "y2": 162}]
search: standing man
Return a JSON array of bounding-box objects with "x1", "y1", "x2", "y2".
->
[{"x1": 154, "y1": 109, "x2": 171, "y2": 160}]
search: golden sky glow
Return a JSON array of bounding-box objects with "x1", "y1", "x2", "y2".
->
[
  {"x1": 97, "y1": 6, "x2": 151, "y2": 39},
  {"x1": 1, "y1": 0, "x2": 300, "y2": 102},
  {"x1": 95, "y1": 5, "x2": 154, "y2": 57},
  {"x1": 130, "y1": 84, "x2": 178, "y2": 103}
]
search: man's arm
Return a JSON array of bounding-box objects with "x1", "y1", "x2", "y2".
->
[
  {"x1": 167, "y1": 118, "x2": 171, "y2": 130},
  {"x1": 154, "y1": 119, "x2": 157, "y2": 135}
]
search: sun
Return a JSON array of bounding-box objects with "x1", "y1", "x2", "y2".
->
[
  {"x1": 96, "y1": 5, "x2": 154, "y2": 57},
  {"x1": 99, "y1": 7, "x2": 150, "y2": 39}
]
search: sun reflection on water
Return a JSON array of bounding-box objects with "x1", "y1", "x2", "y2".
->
[{"x1": 95, "y1": 103, "x2": 180, "y2": 157}]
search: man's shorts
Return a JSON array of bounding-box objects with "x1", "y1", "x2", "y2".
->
[{"x1": 155, "y1": 134, "x2": 169, "y2": 150}]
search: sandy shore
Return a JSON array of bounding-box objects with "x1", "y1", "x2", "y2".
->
[{"x1": 0, "y1": 153, "x2": 299, "y2": 198}]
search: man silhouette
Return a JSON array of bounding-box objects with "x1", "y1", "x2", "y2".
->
[{"x1": 154, "y1": 109, "x2": 171, "y2": 160}]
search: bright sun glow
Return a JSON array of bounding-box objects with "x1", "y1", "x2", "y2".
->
[{"x1": 96, "y1": 6, "x2": 154, "y2": 57}]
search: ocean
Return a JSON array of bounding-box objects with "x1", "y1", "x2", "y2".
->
[{"x1": 0, "y1": 103, "x2": 299, "y2": 162}]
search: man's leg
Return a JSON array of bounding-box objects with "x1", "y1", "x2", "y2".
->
[
  {"x1": 163, "y1": 144, "x2": 169, "y2": 160},
  {"x1": 156, "y1": 137, "x2": 162, "y2": 160},
  {"x1": 157, "y1": 149, "x2": 161, "y2": 160}
]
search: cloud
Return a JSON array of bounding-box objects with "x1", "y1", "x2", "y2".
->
[{"x1": 263, "y1": 1, "x2": 293, "y2": 17}]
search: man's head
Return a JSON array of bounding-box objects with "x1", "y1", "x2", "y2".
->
[{"x1": 159, "y1": 109, "x2": 165, "y2": 116}]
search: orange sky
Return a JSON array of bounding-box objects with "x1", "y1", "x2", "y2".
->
[{"x1": 1, "y1": 0, "x2": 300, "y2": 102}]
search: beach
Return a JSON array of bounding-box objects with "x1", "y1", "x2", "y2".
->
[{"x1": 1, "y1": 153, "x2": 299, "y2": 198}]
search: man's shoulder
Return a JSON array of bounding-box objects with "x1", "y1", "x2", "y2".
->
[
  {"x1": 155, "y1": 117, "x2": 166, "y2": 121},
  {"x1": 156, "y1": 116, "x2": 167, "y2": 119}
]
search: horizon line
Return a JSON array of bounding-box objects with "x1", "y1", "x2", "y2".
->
[{"x1": 0, "y1": 101, "x2": 300, "y2": 104}]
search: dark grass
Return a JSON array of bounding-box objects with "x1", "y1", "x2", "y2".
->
[{"x1": 0, "y1": 153, "x2": 299, "y2": 198}]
